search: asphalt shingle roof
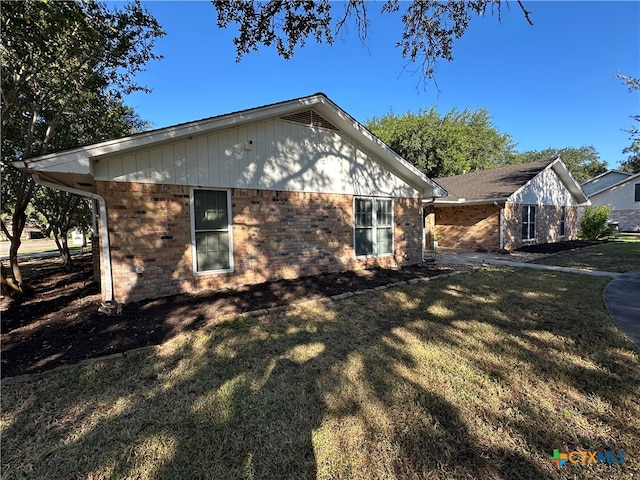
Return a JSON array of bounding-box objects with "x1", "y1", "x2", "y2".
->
[{"x1": 434, "y1": 157, "x2": 558, "y2": 202}]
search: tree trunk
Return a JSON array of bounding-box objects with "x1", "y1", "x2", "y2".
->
[
  {"x1": 9, "y1": 210, "x2": 26, "y2": 293},
  {"x1": 53, "y1": 232, "x2": 73, "y2": 269},
  {"x1": 1, "y1": 263, "x2": 19, "y2": 297}
]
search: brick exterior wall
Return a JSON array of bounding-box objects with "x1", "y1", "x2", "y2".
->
[
  {"x1": 429, "y1": 204, "x2": 500, "y2": 251},
  {"x1": 503, "y1": 204, "x2": 578, "y2": 250},
  {"x1": 96, "y1": 181, "x2": 423, "y2": 304},
  {"x1": 429, "y1": 203, "x2": 579, "y2": 252}
]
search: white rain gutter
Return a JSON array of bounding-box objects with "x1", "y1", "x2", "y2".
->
[{"x1": 32, "y1": 173, "x2": 114, "y2": 304}]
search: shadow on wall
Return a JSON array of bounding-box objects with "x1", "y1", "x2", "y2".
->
[
  {"x1": 503, "y1": 204, "x2": 578, "y2": 251},
  {"x1": 98, "y1": 130, "x2": 423, "y2": 305}
]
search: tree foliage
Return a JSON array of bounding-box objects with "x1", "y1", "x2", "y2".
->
[
  {"x1": 511, "y1": 146, "x2": 607, "y2": 184},
  {"x1": 1, "y1": 0, "x2": 163, "y2": 294},
  {"x1": 617, "y1": 74, "x2": 640, "y2": 173},
  {"x1": 30, "y1": 189, "x2": 93, "y2": 269},
  {"x1": 367, "y1": 107, "x2": 516, "y2": 177},
  {"x1": 213, "y1": 0, "x2": 533, "y2": 85}
]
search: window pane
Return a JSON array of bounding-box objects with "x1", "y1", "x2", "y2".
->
[
  {"x1": 196, "y1": 231, "x2": 230, "y2": 271},
  {"x1": 377, "y1": 227, "x2": 392, "y2": 254},
  {"x1": 355, "y1": 198, "x2": 373, "y2": 227},
  {"x1": 377, "y1": 199, "x2": 392, "y2": 226},
  {"x1": 195, "y1": 190, "x2": 228, "y2": 230},
  {"x1": 355, "y1": 227, "x2": 373, "y2": 256}
]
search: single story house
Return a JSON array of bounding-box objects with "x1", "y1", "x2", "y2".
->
[
  {"x1": 424, "y1": 157, "x2": 590, "y2": 252},
  {"x1": 581, "y1": 170, "x2": 640, "y2": 232},
  {"x1": 16, "y1": 93, "x2": 446, "y2": 306}
]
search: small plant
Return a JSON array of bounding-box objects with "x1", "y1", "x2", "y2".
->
[{"x1": 579, "y1": 205, "x2": 614, "y2": 240}]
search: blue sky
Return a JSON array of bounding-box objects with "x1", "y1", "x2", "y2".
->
[{"x1": 124, "y1": 1, "x2": 640, "y2": 170}]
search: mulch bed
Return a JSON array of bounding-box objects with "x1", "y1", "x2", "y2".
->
[
  {"x1": 1, "y1": 254, "x2": 461, "y2": 379},
  {"x1": 514, "y1": 240, "x2": 604, "y2": 254},
  {"x1": 1, "y1": 239, "x2": 606, "y2": 380}
]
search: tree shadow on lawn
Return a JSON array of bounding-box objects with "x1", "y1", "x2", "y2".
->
[
  {"x1": 2, "y1": 268, "x2": 639, "y2": 479},
  {"x1": 1, "y1": 257, "x2": 458, "y2": 378}
]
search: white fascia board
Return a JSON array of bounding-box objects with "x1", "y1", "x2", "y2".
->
[
  {"x1": 18, "y1": 92, "x2": 447, "y2": 198},
  {"x1": 19, "y1": 95, "x2": 329, "y2": 174},
  {"x1": 550, "y1": 157, "x2": 589, "y2": 204},
  {"x1": 428, "y1": 197, "x2": 508, "y2": 205},
  {"x1": 313, "y1": 98, "x2": 447, "y2": 198}
]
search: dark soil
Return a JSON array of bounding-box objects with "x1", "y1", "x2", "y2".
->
[
  {"x1": 1, "y1": 254, "x2": 461, "y2": 379},
  {"x1": 1, "y1": 240, "x2": 605, "y2": 380},
  {"x1": 514, "y1": 240, "x2": 605, "y2": 254}
]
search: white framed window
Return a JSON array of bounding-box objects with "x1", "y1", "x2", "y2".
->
[
  {"x1": 522, "y1": 205, "x2": 536, "y2": 241},
  {"x1": 354, "y1": 197, "x2": 393, "y2": 257},
  {"x1": 559, "y1": 206, "x2": 566, "y2": 237},
  {"x1": 191, "y1": 188, "x2": 233, "y2": 274}
]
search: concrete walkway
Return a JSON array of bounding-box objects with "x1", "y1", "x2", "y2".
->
[
  {"x1": 439, "y1": 251, "x2": 621, "y2": 278},
  {"x1": 439, "y1": 251, "x2": 639, "y2": 348}
]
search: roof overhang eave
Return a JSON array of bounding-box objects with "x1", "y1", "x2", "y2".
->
[
  {"x1": 551, "y1": 158, "x2": 589, "y2": 204},
  {"x1": 427, "y1": 197, "x2": 509, "y2": 205}
]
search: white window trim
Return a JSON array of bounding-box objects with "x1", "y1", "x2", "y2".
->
[
  {"x1": 353, "y1": 196, "x2": 394, "y2": 258},
  {"x1": 522, "y1": 204, "x2": 536, "y2": 242},
  {"x1": 190, "y1": 188, "x2": 234, "y2": 275}
]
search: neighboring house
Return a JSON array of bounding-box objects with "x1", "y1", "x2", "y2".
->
[
  {"x1": 16, "y1": 93, "x2": 446, "y2": 305},
  {"x1": 424, "y1": 157, "x2": 589, "y2": 252},
  {"x1": 581, "y1": 170, "x2": 640, "y2": 232}
]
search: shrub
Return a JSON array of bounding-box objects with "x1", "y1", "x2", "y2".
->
[{"x1": 579, "y1": 205, "x2": 614, "y2": 240}]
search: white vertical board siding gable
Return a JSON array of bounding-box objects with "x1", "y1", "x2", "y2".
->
[
  {"x1": 509, "y1": 167, "x2": 577, "y2": 206},
  {"x1": 93, "y1": 118, "x2": 419, "y2": 197}
]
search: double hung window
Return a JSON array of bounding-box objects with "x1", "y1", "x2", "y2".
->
[
  {"x1": 192, "y1": 189, "x2": 232, "y2": 273},
  {"x1": 354, "y1": 197, "x2": 393, "y2": 256}
]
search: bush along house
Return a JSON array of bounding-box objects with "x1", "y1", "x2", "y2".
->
[
  {"x1": 16, "y1": 93, "x2": 447, "y2": 309},
  {"x1": 424, "y1": 157, "x2": 590, "y2": 252}
]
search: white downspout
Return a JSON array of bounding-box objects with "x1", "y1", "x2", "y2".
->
[
  {"x1": 32, "y1": 174, "x2": 114, "y2": 303},
  {"x1": 495, "y1": 201, "x2": 504, "y2": 250}
]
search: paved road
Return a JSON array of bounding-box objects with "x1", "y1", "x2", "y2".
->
[
  {"x1": 603, "y1": 271, "x2": 640, "y2": 347},
  {"x1": 1, "y1": 239, "x2": 87, "y2": 260}
]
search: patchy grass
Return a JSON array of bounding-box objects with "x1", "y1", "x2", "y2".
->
[
  {"x1": 530, "y1": 236, "x2": 640, "y2": 272},
  {"x1": 2, "y1": 269, "x2": 639, "y2": 479}
]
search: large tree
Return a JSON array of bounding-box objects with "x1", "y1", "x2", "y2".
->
[
  {"x1": 367, "y1": 107, "x2": 516, "y2": 177},
  {"x1": 213, "y1": 0, "x2": 533, "y2": 86},
  {"x1": 1, "y1": 0, "x2": 163, "y2": 295},
  {"x1": 617, "y1": 74, "x2": 640, "y2": 173},
  {"x1": 511, "y1": 146, "x2": 607, "y2": 184}
]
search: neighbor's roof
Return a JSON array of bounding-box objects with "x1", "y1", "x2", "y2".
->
[
  {"x1": 432, "y1": 156, "x2": 588, "y2": 204},
  {"x1": 581, "y1": 169, "x2": 639, "y2": 197},
  {"x1": 14, "y1": 92, "x2": 447, "y2": 198}
]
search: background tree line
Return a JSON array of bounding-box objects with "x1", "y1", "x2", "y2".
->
[{"x1": 1, "y1": 0, "x2": 636, "y2": 297}]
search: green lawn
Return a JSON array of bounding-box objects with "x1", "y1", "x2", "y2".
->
[
  {"x1": 2, "y1": 268, "x2": 638, "y2": 479},
  {"x1": 530, "y1": 236, "x2": 640, "y2": 272}
]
